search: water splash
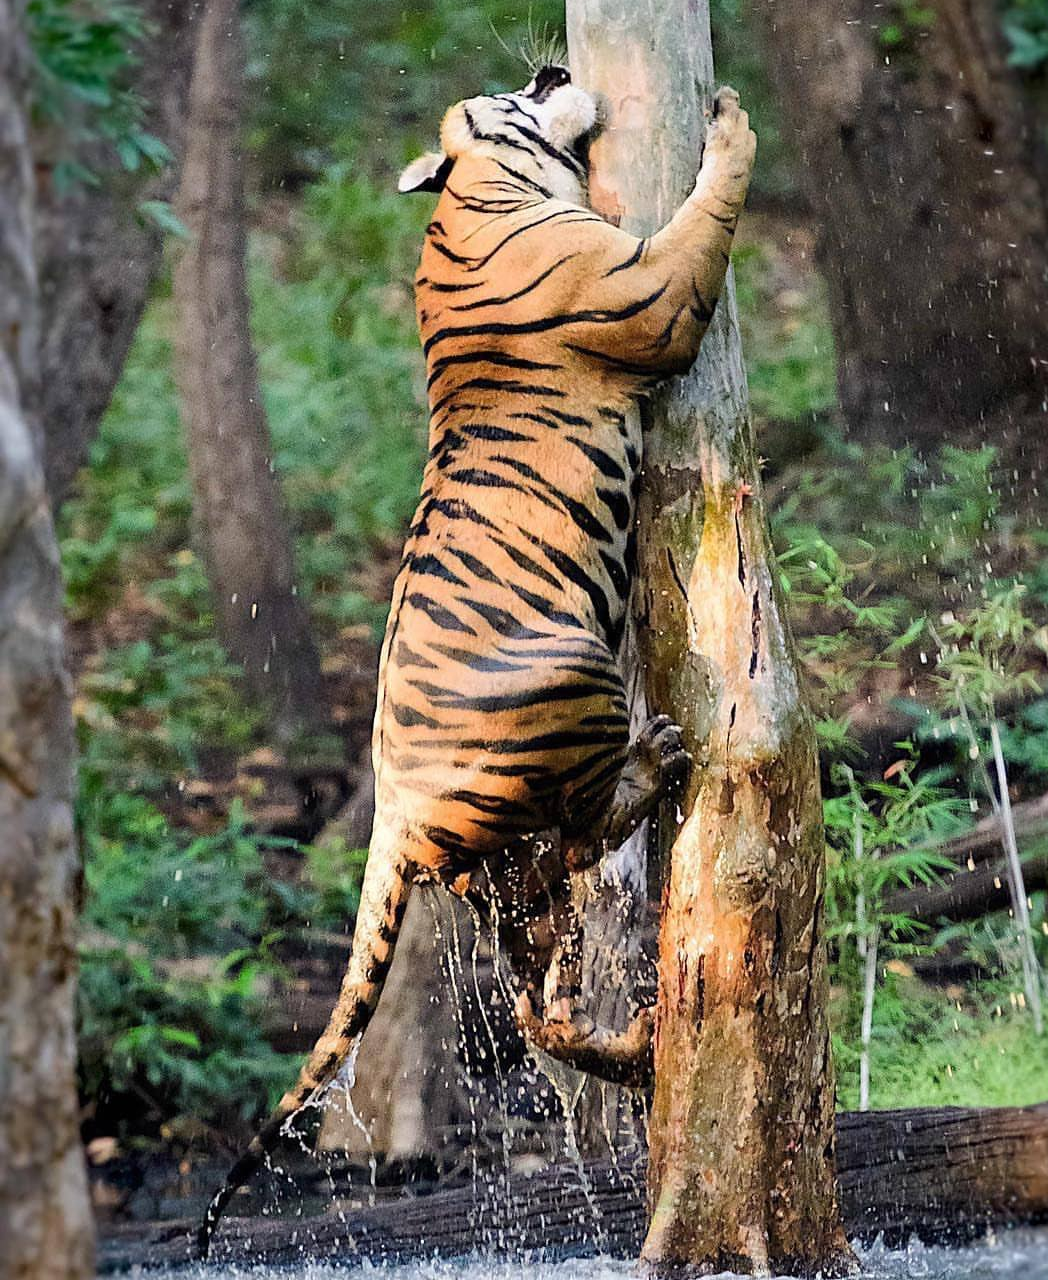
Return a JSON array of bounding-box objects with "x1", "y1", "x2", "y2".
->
[{"x1": 123, "y1": 1225, "x2": 1048, "y2": 1280}]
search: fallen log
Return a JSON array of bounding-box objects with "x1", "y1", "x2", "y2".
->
[
  {"x1": 936, "y1": 793, "x2": 1048, "y2": 867},
  {"x1": 97, "y1": 1102, "x2": 1048, "y2": 1270},
  {"x1": 886, "y1": 850, "x2": 1048, "y2": 925},
  {"x1": 884, "y1": 792, "x2": 1048, "y2": 925}
]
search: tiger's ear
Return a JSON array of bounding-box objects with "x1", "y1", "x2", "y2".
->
[{"x1": 397, "y1": 152, "x2": 452, "y2": 194}]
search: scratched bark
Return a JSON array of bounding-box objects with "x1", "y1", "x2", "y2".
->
[
  {"x1": 568, "y1": 2, "x2": 854, "y2": 1273},
  {"x1": 0, "y1": 1, "x2": 95, "y2": 1274}
]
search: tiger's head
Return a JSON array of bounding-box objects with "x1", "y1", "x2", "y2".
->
[{"x1": 398, "y1": 65, "x2": 598, "y2": 202}]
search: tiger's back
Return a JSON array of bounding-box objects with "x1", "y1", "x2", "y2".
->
[{"x1": 375, "y1": 166, "x2": 654, "y2": 876}]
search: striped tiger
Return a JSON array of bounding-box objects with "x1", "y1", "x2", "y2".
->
[{"x1": 200, "y1": 66, "x2": 755, "y2": 1252}]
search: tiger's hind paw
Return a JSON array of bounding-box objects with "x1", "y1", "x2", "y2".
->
[{"x1": 515, "y1": 994, "x2": 654, "y2": 1089}]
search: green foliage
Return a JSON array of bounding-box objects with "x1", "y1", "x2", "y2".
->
[
  {"x1": 932, "y1": 586, "x2": 1047, "y2": 717},
  {"x1": 27, "y1": 0, "x2": 170, "y2": 187},
  {"x1": 713, "y1": 1, "x2": 796, "y2": 197},
  {"x1": 834, "y1": 973, "x2": 1048, "y2": 1110},
  {"x1": 733, "y1": 242, "x2": 837, "y2": 425},
  {"x1": 824, "y1": 753, "x2": 963, "y2": 953},
  {"x1": 1003, "y1": 0, "x2": 1048, "y2": 69},
  {"x1": 78, "y1": 799, "x2": 298, "y2": 1133},
  {"x1": 61, "y1": 304, "x2": 190, "y2": 617},
  {"x1": 251, "y1": 168, "x2": 428, "y2": 629},
  {"x1": 875, "y1": 1, "x2": 936, "y2": 52},
  {"x1": 245, "y1": 0, "x2": 563, "y2": 184},
  {"x1": 64, "y1": 171, "x2": 420, "y2": 1141},
  {"x1": 78, "y1": 793, "x2": 368, "y2": 1138}
]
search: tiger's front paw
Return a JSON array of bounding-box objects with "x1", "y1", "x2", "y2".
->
[{"x1": 702, "y1": 85, "x2": 757, "y2": 187}]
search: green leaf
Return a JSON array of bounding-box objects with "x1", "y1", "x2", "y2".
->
[{"x1": 137, "y1": 200, "x2": 190, "y2": 239}]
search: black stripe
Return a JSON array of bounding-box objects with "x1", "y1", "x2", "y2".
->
[
  {"x1": 544, "y1": 406, "x2": 592, "y2": 429},
  {"x1": 429, "y1": 643, "x2": 531, "y2": 673},
  {"x1": 427, "y1": 350, "x2": 559, "y2": 390},
  {"x1": 425, "y1": 279, "x2": 485, "y2": 294},
  {"x1": 496, "y1": 117, "x2": 586, "y2": 177},
  {"x1": 412, "y1": 680, "x2": 615, "y2": 714},
  {"x1": 566, "y1": 436, "x2": 627, "y2": 481},
  {"x1": 430, "y1": 378, "x2": 567, "y2": 415},
  {"x1": 456, "y1": 597, "x2": 552, "y2": 640},
  {"x1": 522, "y1": 535, "x2": 614, "y2": 638},
  {"x1": 603, "y1": 240, "x2": 646, "y2": 276},
  {"x1": 395, "y1": 640, "x2": 439, "y2": 669},
  {"x1": 405, "y1": 592, "x2": 477, "y2": 635},
  {"x1": 507, "y1": 582, "x2": 586, "y2": 630},
  {"x1": 416, "y1": 496, "x2": 498, "y2": 531},
  {"x1": 415, "y1": 728, "x2": 629, "y2": 754},
  {"x1": 492, "y1": 159, "x2": 554, "y2": 198},
  {"x1": 596, "y1": 486, "x2": 632, "y2": 531},
  {"x1": 565, "y1": 342, "x2": 667, "y2": 378},
  {"x1": 599, "y1": 549, "x2": 630, "y2": 600},
  {"x1": 390, "y1": 699, "x2": 444, "y2": 729},
  {"x1": 423, "y1": 284, "x2": 670, "y2": 355},
  {"x1": 410, "y1": 553, "x2": 468, "y2": 587},
  {"x1": 460, "y1": 423, "x2": 535, "y2": 444},
  {"x1": 449, "y1": 254, "x2": 577, "y2": 313},
  {"x1": 491, "y1": 535, "x2": 562, "y2": 590},
  {"x1": 446, "y1": 545, "x2": 500, "y2": 583}
]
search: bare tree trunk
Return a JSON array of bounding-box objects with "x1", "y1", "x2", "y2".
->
[
  {"x1": 316, "y1": 891, "x2": 468, "y2": 1166},
  {"x1": 0, "y1": 3, "x2": 94, "y2": 1274},
  {"x1": 568, "y1": 3, "x2": 853, "y2": 1273},
  {"x1": 748, "y1": 0, "x2": 1048, "y2": 451},
  {"x1": 172, "y1": 0, "x2": 332, "y2": 750},
  {"x1": 573, "y1": 835, "x2": 654, "y2": 1159},
  {"x1": 34, "y1": 0, "x2": 200, "y2": 507}
]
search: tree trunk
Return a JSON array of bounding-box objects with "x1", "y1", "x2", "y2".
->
[
  {"x1": 0, "y1": 3, "x2": 94, "y2": 1274},
  {"x1": 573, "y1": 829, "x2": 655, "y2": 1159},
  {"x1": 748, "y1": 0, "x2": 1048, "y2": 450},
  {"x1": 34, "y1": 0, "x2": 199, "y2": 507},
  {"x1": 568, "y1": 3, "x2": 853, "y2": 1273},
  {"x1": 172, "y1": 0, "x2": 332, "y2": 750}
]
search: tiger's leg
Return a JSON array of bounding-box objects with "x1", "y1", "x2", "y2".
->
[
  {"x1": 514, "y1": 865, "x2": 657, "y2": 1090},
  {"x1": 562, "y1": 714, "x2": 690, "y2": 873},
  {"x1": 514, "y1": 716, "x2": 688, "y2": 1087}
]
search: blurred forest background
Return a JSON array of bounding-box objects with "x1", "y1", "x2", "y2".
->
[{"x1": 25, "y1": 0, "x2": 1048, "y2": 1220}]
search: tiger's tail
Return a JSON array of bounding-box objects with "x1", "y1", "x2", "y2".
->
[{"x1": 198, "y1": 838, "x2": 412, "y2": 1256}]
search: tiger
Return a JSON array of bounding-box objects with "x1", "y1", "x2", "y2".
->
[{"x1": 200, "y1": 64, "x2": 755, "y2": 1253}]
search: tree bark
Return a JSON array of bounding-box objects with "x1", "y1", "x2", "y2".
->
[
  {"x1": 172, "y1": 0, "x2": 332, "y2": 750},
  {"x1": 34, "y1": 0, "x2": 199, "y2": 507},
  {"x1": 99, "y1": 1102, "x2": 1048, "y2": 1270},
  {"x1": 748, "y1": 0, "x2": 1048, "y2": 450},
  {"x1": 568, "y1": 4, "x2": 852, "y2": 1274},
  {"x1": 0, "y1": 3, "x2": 94, "y2": 1275}
]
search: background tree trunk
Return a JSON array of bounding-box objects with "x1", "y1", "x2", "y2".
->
[
  {"x1": 748, "y1": 0, "x2": 1048, "y2": 451},
  {"x1": 568, "y1": 2, "x2": 853, "y2": 1273},
  {"x1": 34, "y1": 0, "x2": 200, "y2": 507},
  {"x1": 316, "y1": 891, "x2": 469, "y2": 1167},
  {"x1": 172, "y1": 0, "x2": 333, "y2": 751},
  {"x1": 0, "y1": 2, "x2": 94, "y2": 1274}
]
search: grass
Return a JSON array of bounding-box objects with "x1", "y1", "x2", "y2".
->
[{"x1": 834, "y1": 972, "x2": 1048, "y2": 1111}]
